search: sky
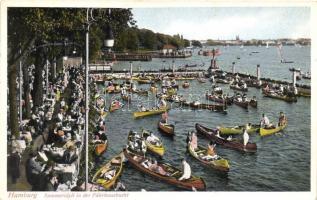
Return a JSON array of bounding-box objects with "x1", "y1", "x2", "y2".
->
[{"x1": 132, "y1": 7, "x2": 310, "y2": 40}]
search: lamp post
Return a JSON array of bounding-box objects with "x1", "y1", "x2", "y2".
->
[
  {"x1": 85, "y1": 8, "x2": 114, "y2": 191},
  {"x1": 19, "y1": 47, "x2": 23, "y2": 124}
]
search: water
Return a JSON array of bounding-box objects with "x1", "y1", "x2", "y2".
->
[{"x1": 93, "y1": 46, "x2": 311, "y2": 191}]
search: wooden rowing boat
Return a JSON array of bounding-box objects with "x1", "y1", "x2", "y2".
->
[
  {"x1": 263, "y1": 91, "x2": 297, "y2": 103},
  {"x1": 92, "y1": 153, "x2": 124, "y2": 189},
  {"x1": 182, "y1": 82, "x2": 190, "y2": 88},
  {"x1": 132, "y1": 89, "x2": 148, "y2": 96},
  {"x1": 188, "y1": 144, "x2": 230, "y2": 172},
  {"x1": 133, "y1": 107, "x2": 168, "y2": 119},
  {"x1": 95, "y1": 140, "x2": 108, "y2": 156},
  {"x1": 181, "y1": 101, "x2": 227, "y2": 112},
  {"x1": 195, "y1": 123, "x2": 257, "y2": 153},
  {"x1": 197, "y1": 78, "x2": 207, "y2": 83},
  {"x1": 109, "y1": 101, "x2": 123, "y2": 112},
  {"x1": 158, "y1": 120, "x2": 175, "y2": 136},
  {"x1": 137, "y1": 79, "x2": 153, "y2": 84},
  {"x1": 259, "y1": 122, "x2": 287, "y2": 137},
  {"x1": 205, "y1": 93, "x2": 233, "y2": 105},
  {"x1": 233, "y1": 99, "x2": 248, "y2": 109},
  {"x1": 123, "y1": 149, "x2": 206, "y2": 191},
  {"x1": 249, "y1": 99, "x2": 257, "y2": 108},
  {"x1": 142, "y1": 130, "x2": 165, "y2": 157},
  {"x1": 230, "y1": 85, "x2": 248, "y2": 92},
  {"x1": 219, "y1": 124, "x2": 260, "y2": 135}
]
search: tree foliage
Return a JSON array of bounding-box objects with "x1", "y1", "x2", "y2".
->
[{"x1": 7, "y1": 8, "x2": 135, "y2": 137}]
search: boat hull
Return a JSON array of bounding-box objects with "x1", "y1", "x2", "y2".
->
[
  {"x1": 123, "y1": 149, "x2": 206, "y2": 191},
  {"x1": 92, "y1": 153, "x2": 124, "y2": 189},
  {"x1": 158, "y1": 120, "x2": 175, "y2": 136},
  {"x1": 259, "y1": 123, "x2": 287, "y2": 136},
  {"x1": 133, "y1": 108, "x2": 168, "y2": 119},
  {"x1": 188, "y1": 145, "x2": 229, "y2": 172},
  {"x1": 195, "y1": 123, "x2": 257, "y2": 153}
]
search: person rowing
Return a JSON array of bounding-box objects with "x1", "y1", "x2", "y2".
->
[
  {"x1": 201, "y1": 141, "x2": 218, "y2": 160},
  {"x1": 161, "y1": 112, "x2": 168, "y2": 124},
  {"x1": 278, "y1": 112, "x2": 287, "y2": 126},
  {"x1": 189, "y1": 132, "x2": 198, "y2": 151},
  {"x1": 260, "y1": 113, "x2": 272, "y2": 128},
  {"x1": 178, "y1": 159, "x2": 191, "y2": 181},
  {"x1": 242, "y1": 128, "x2": 249, "y2": 149}
]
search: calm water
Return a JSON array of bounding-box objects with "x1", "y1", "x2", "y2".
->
[{"x1": 93, "y1": 46, "x2": 311, "y2": 191}]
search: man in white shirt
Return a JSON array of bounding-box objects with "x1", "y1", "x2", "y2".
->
[
  {"x1": 260, "y1": 113, "x2": 270, "y2": 128},
  {"x1": 178, "y1": 159, "x2": 191, "y2": 181}
]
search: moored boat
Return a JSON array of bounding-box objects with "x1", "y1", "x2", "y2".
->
[
  {"x1": 182, "y1": 81, "x2": 190, "y2": 88},
  {"x1": 133, "y1": 107, "x2": 169, "y2": 119},
  {"x1": 230, "y1": 84, "x2": 248, "y2": 92},
  {"x1": 263, "y1": 91, "x2": 297, "y2": 103},
  {"x1": 123, "y1": 149, "x2": 206, "y2": 191},
  {"x1": 187, "y1": 144, "x2": 229, "y2": 172},
  {"x1": 205, "y1": 93, "x2": 233, "y2": 105},
  {"x1": 195, "y1": 123, "x2": 257, "y2": 153},
  {"x1": 158, "y1": 119, "x2": 175, "y2": 136},
  {"x1": 95, "y1": 140, "x2": 108, "y2": 156},
  {"x1": 92, "y1": 153, "x2": 124, "y2": 189},
  {"x1": 233, "y1": 99, "x2": 249, "y2": 109},
  {"x1": 109, "y1": 100, "x2": 124, "y2": 112}
]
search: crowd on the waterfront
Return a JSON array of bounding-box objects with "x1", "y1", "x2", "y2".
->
[{"x1": 8, "y1": 64, "x2": 89, "y2": 191}]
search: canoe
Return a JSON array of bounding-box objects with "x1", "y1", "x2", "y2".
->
[
  {"x1": 233, "y1": 99, "x2": 248, "y2": 109},
  {"x1": 142, "y1": 131, "x2": 165, "y2": 157},
  {"x1": 215, "y1": 79, "x2": 229, "y2": 84},
  {"x1": 95, "y1": 140, "x2": 108, "y2": 156},
  {"x1": 133, "y1": 107, "x2": 168, "y2": 119},
  {"x1": 263, "y1": 91, "x2": 297, "y2": 103},
  {"x1": 195, "y1": 123, "x2": 257, "y2": 153},
  {"x1": 197, "y1": 78, "x2": 207, "y2": 83},
  {"x1": 92, "y1": 153, "x2": 124, "y2": 189},
  {"x1": 230, "y1": 85, "x2": 248, "y2": 92},
  {"x1": 132, "y1": 89, "x2": 148, "y2": 96},
  {"x1": 123, "y1": 149, "x2": 206, "y2": 191},
  {"x1": 182, "y1": 82, "x2": 190, "y2": 88},
  {"x1": 181, "y1": 101, "x2": 227, "y2": 112},
  {"x1": 158, "y1": 120, "x2": 175, "y2": 136},
  {"x1": 249, "y1": 99, "x2": 257, "y2": 108},
  {"x1": 137, "y1": 79, "x2": 152, "y2": 84},
  {"x1": 205, "y1": 93, "x2": 233, "y2": 105},
  {"x1": 188, "y1": 144, "x2": 229, "y2": 172},
  {"x1": 259, "y1": 122, "x2": 287, "y2": 137},
  {"x1": 219, "y1": 124, "x2": 260, "y2": 135},
  {"x1": 109, "y1": 102, "x2": 123, "y2": 112}
]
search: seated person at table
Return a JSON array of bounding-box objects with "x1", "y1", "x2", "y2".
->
[{"x1": 62, "y1": 145, "x2": 78, "y2": 164}]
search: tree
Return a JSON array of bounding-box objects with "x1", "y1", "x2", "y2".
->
[
  {"x1": 192, "y1": 40, "x2": 202, "y2": 48},
  {"x1": 7, "y1": 8, "x2": 135, "y2": 137}
]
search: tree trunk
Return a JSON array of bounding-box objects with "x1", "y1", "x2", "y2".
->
[
  {"x1": 8, "y1": 64, "x2": 19, "y2": 138},
  {"x1": 32, "y1": 50, "x2": 45, "y2": 111},
  {"x1": 23, "y1": 64, "x2": 31, "y2": 119}
]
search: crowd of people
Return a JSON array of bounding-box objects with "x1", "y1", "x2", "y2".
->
[{"x1": 8, "y1": 64, "x2": 88, "y2": 191}]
